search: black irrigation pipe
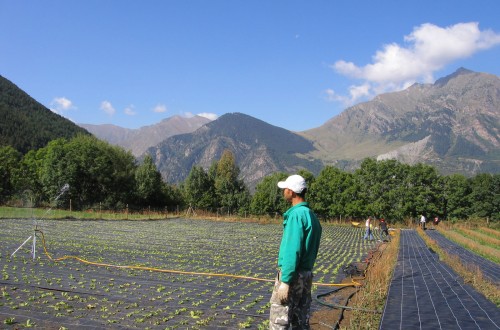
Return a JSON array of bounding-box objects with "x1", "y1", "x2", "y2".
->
[
  {"x1": 315, "y1": 286, "x2": 381, "y2": 313},
  {"x1": 314, "y1": 284, "x2": 381, "y2": 330},
  {"x1": 314, "y1": 242, "x2": 388, "y2": 329}
]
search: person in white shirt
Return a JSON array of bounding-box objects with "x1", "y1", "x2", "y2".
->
[
  {"x1": 420, "y1": 214, "x2": 426, "y2": 230},
  {"x1": 364, "y1": 216, "x2": 373, "y2": 240}
]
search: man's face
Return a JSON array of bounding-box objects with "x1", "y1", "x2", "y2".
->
[{"x1": 283, "y1": 188, "x2": 294, "y2": 202}]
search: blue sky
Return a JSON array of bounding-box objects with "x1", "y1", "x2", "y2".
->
[{"x1": 1, "y1": 1, "x2": 500, "y2": 132}]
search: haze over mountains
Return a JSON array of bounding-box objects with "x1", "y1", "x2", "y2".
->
[
  {"x1": 81, "y1": 115, "x2": 211, "y2": 157},
  {"x1": 1, "y1": 68, "x2": 499, "y2": 190}
]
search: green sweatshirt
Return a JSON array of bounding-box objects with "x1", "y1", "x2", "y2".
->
[{"x1": 277, "y1": 202, "x2": 322, "y2": 283}]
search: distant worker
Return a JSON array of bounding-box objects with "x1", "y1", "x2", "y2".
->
[
  {"x1": 434, "y1": 216, "x2": 440, "y2": 226},
  {"x1": 420, "y1": 214, "x2": 426, "y2": 230},
  {"x1": 433, "y1": 216, "x2": 440, "y2": 229},
  {"x1": 379, "y1": 218, "x2": 389, "y2": 241},
  {"x1": 270, "y1": 174, "x2": 322, "y2": 329},
  {"x1": 364, "y1": 216, "x2": 374, "y2": 240}
]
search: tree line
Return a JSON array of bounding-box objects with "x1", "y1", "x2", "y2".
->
[{"x1": 1, "y1": 135, "x2": 498, "y2": 222}]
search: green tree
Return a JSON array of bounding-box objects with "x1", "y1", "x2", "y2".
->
[
  {"x1": 214, "y1": 150, "x2": 250, "y2": 214},
  {"x1": 15, "y1": 148, "x2": 47, "y2": 206},
  {"x1": 350, "y1": 159, "x2": 444, "y2": 222},
  {"x1": 467, "y1": 173, "x2": 499, "y2": 220},
  {"x1": 135, "y1": 155, "x2": 165, "y2": 207},
  {"x1": 353, "y1": 158, "x2": 380, "y2": 217},
  {"x1": 183, "y1": 165, "x2": 215, "y2": 209},
  {"x1": 443, "y1": 174, "x2": 470, "y2": 220},
  {"x1": 106, "y1": 144, "x2": 137, "y2": 208},
  {"x1": 369, "y1": 159, "x2": 412, "y2": 221},
  {"x1": 17, "y1": 149, "x2": 42, "y2": 190},
  {"x1": 0, "y1": 146, "x2": 21, "y2": 202},
  {"x1": 406, "y1": 163, "x2": 444, "y2": 219},
  {"x1": 309, "y1": 166, "x2": 354, "y2": 219},
  {"x1": 38, "y1": 138, "x2": 69, "y2": 205},
  {"x1": 39, "y1": 135, "x2": 136, "y2": 209},
  {"x1": 250, "y1": 172, "x2": 288, "y2": 216},
  {"x1": 163, "y1": 183, "x2": 184, "y2": 211},
  {"x1": 492, "y1": 174, "x2": 500, "y2": 221}
]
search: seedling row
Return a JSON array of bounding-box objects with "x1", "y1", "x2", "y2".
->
[{"x1": 0, "y1": 218, "x2": 377, "y2": 329}]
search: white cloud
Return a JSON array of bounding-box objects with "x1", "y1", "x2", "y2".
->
[
  {"x1": 349, "y1": 83, "x2": 372, "y2": 102},
  {"x1": 50, "y1": 97, "x2": 75, "y2": 114},
  {"x1": 100, "y1": 100, "x2": 116, "y2": 116},
  {"x1": 324, "y1": 88, "x2": 345, "y2": 103},
  {"x1": 331, "y1": 22, "x2": 500, "y2": 105},
  {"x1": 124, "y1": 105, "x2": 136, "y2": 116},
  {"x1": 153, "y1": 104, "x2": 167, "y2": 113},
  {"x1": 197, "y1": 112, "x2": 218, "y2": 120}
]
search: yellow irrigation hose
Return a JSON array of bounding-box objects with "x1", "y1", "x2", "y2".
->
[{"x1": 35, "y1": 230, "x2": 361, "y2": 288}]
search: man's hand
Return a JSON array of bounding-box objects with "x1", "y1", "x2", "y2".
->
[{"x1": 277, "y1": 282, "x2": 290, "y2": 304}]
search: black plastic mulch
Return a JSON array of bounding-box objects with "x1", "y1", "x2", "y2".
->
[
  {"x1": 426, "y1": 229, "x2": 500, "y2": 284},
  {"x1": 0, "y1": 218, "x2": 378, "y2": 329},
  {"x1": 379, "y1": 229, "x2": 500, "y2": 330}
]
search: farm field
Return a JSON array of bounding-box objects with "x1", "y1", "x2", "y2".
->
[
  {"x1": 0, "y1": 218, "x2": 378, "y2": 329},
  {"x1": 380, "y1": 229, "x2": 500, "y2": 329},
  {"x1": 426, "y1": 230, "x2": 500, "y2": 284},
  {"x1": 435, "y1": 225, "x2": 500, "y2": 264}
]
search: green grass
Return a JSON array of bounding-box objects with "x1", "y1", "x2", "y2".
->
[{"x1": 0, "y1": 206, "x2": 170, "y2": 221}]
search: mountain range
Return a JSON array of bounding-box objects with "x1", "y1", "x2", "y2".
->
[
  {"x1": 139, "y1": 68, "x2": 499, "y2": 188},
  {"x1": 1, "y1": 68, "x2": 499, "y2": 190},
  {"x1": 301, "y1": 68, "x2": 500, "y2": 174},
  {"x1": 145, "y1": 112, "x2": 324, "y2": 188},
  {"x1": 81, "y1": 115, "x2": 211, "y2": 157}
]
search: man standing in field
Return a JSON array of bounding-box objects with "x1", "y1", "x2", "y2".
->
[
  {"x1": 270, "y1": 174, "x2": 322, "y2": 329},
  {"x1": 420, "y1": 214, "x2": 426, "y2": 230}
]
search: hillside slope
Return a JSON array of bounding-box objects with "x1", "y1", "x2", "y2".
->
[{"x1": 0, "y1": 75, "x2": 90, "y2": 153}]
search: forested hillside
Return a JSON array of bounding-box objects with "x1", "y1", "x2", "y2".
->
[{"x1": 0, "y1": 75, "x2": 89, "y2": 154}]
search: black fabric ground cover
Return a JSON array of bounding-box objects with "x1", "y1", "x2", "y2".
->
[
  {"x1": 0, "y1": 218, "x2": 377, "y2": 329},
  {"x1": 426, "y1": 230, "x2": 500, "y2": 284},
  {"x1": 379, "y1": 229, "x2": 500, "y2": 330}
]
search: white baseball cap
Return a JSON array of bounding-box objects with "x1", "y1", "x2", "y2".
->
[{"x1": 277, "y1": 174, "x2": 307, "y2": 193}]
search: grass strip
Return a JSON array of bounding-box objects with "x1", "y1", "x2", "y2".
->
[
  {"x1": 340, "y1": 231, "x2": 400, "y2": 329},
  {"x1": 0, "y1": 206, "x2": 171, "y2": 221},
  {"x1": 478, "y1": 227, "x2": 500, "y2": 240},
  {"x1": 436, "y1": 227, "x2": 500, "y2": 264},
  {"x1": 417, "y1": 228, "x2": 500, "y2": 307},
  {"x1": 455, "y1": 227, "x2": 500, "y2": 250}
]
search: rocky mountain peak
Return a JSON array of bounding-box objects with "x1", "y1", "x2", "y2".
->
[{"x1": 302, "y1": 68, "x2": 500, "y2": 175}]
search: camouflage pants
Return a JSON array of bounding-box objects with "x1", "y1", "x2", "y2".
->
[{"x1": 269, "y1": 270, "x2": 313, "y2": 330}]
